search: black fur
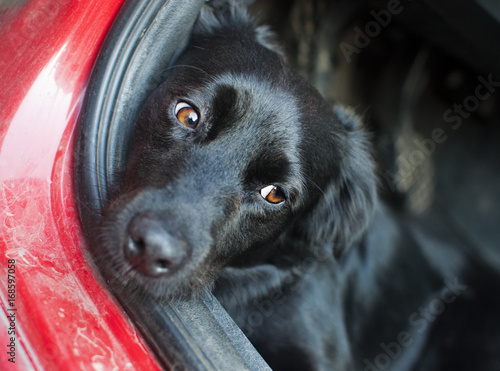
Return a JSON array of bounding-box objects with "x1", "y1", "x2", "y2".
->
[{"x1": 97, "y1": 2, "x2": 500, "y2": 370}]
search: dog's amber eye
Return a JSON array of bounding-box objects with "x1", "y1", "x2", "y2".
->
[
  {"x1": 260, "y1": 185, "x2": 286, "y2": 204},
  {"x1": 175, "y1": 102, "x2": 200, "y2": 129}
]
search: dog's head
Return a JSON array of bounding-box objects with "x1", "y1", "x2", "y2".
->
[{"x1": 98, "y1": 2, "x2": 376, "y2": 299}]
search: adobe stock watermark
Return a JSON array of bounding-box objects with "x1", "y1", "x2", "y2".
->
[
  {"x1": 363, "y1": 277, "x2": 468, "y2": 371},
  {"x1": 340, "y1": 0, "x2": 412, "y2": 64},
  {"x1": 384, "y1": 73, "x2": 500, "y2": 192},
  {"x1": 442, "y1": 74, "x2": 500, "y2": 129}
]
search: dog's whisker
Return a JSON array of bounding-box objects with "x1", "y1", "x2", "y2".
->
[{"x1": 166, "y1": 64, "x2": 210, "y2": 77}]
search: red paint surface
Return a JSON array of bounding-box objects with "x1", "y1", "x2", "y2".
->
[{"x1": 0, "y1": 1, "x2": 163, "y2": 370}]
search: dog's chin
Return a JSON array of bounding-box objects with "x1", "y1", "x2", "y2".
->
[{"x1": 97, "y1": 254, "x2": 220, "y2": 301}]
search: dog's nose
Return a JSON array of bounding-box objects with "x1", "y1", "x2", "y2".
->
[{"x1": 125, "y1": 214, "x2": 187, "y2": 276}]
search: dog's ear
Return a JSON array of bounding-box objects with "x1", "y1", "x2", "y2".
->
[
  {"x1": 254, "y1": 25, "x2": 286, "y2": 57},
  {"x1": 304, "y1": 106, "x2": 377, "y2": 258},
  {"x1": 194, "y1": 0, "x2": 251, "y2": 34},
  {"x1": 195, "y1": 0, "x2": 286, "y2": 57},
  {"x1": 332, "y1": 106, "x2": 377, "y2": 257}
]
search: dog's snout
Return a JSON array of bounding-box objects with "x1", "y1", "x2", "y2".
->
[{"x1": 125, "y1": 214, "x2": 187, "y2": 277}]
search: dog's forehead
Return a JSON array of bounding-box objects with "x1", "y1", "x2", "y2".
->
[
  {"x1": 206, "y1": 73, "x2": 301, "y2": 140},
  {"x1": 193, "y1": 73, "x2": 304, "y2": 191}
]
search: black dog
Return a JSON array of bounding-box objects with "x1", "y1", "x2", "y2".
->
[{"x1": 99, "y1": 2, "x2": 500, "y2": 370}]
